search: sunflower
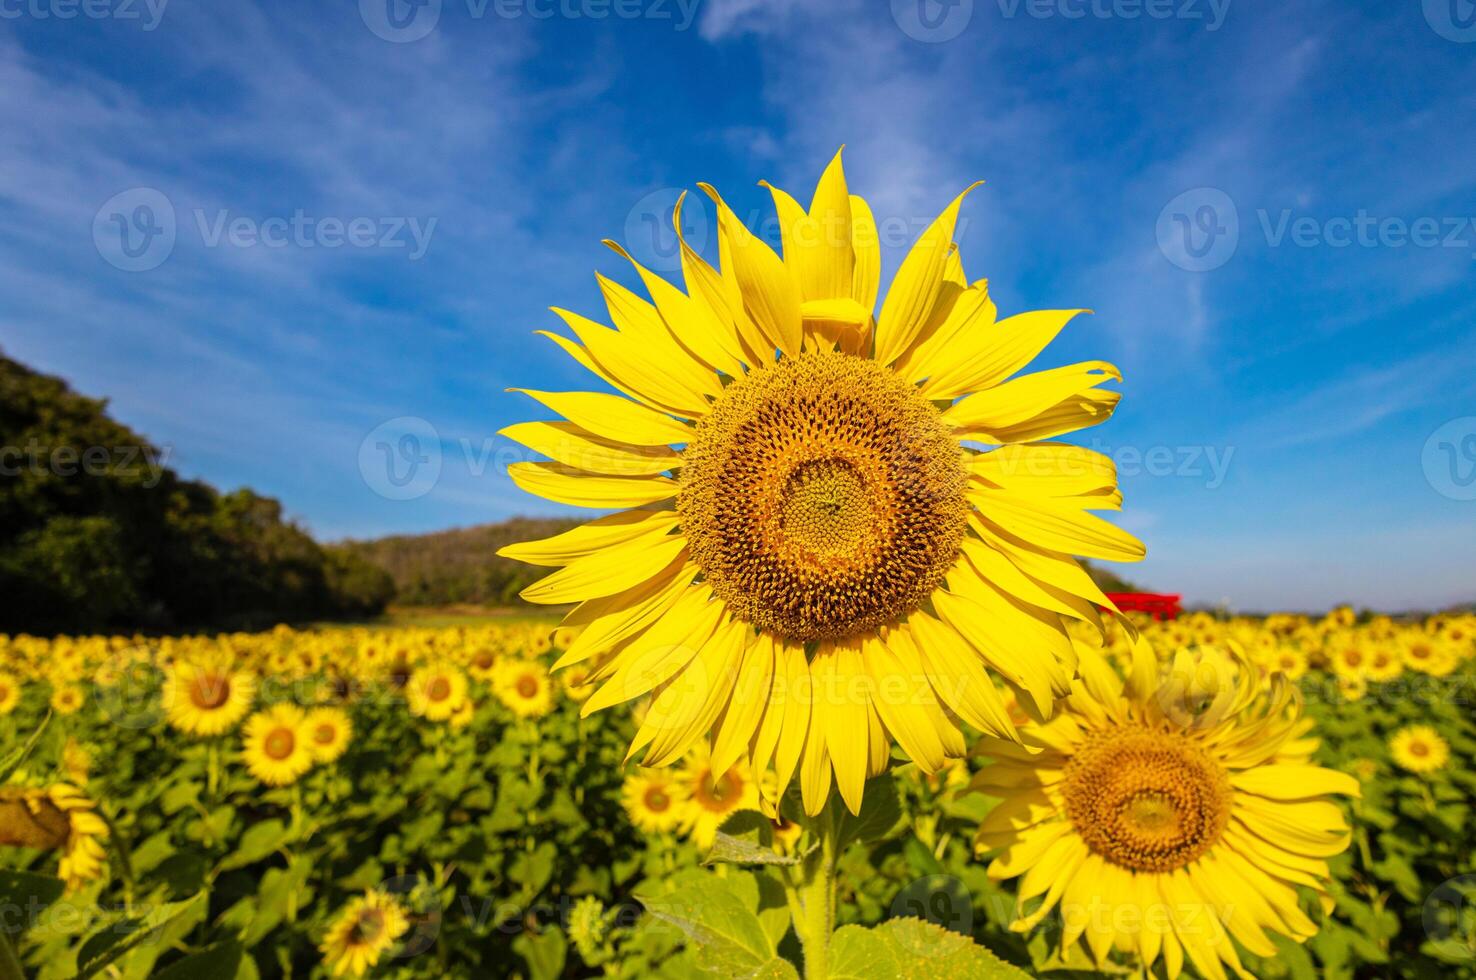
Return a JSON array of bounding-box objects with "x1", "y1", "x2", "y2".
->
[
  {"x1": 242, "y1": 704, "x2": 315, "y2": 786},
  {"x1": 492, "y1": 658, "x2": 555, "y2": 719},
  {"x1": 319, "y1": 890, "x2": 411, "y2": 978},
  {"x1": 0, "y1": 672, "x2": 21, "y2": 715},
  {"x1": 500, "y1": 151, "x2": 1143, "y2": 815},
  {"x1": 50, "y1": 683, "x2": 84, "y2": 716},
  {"x1": 0, "y1": 783, "x2": 109, "y2": 892},
  {"x1": 466, "y1": 646, "x2": 501, "y2": 683},
  {"x1": 1389, "y1": 725, "x2": 1450, "y2": 774},
  {"x1": 1266, "y1": 645, "x2": 1306, "y2": 680},
  {"x1": 1327, "y1": 638, "x2": 1370, "y2": 679},
  {"x1": 1362, "y1": 645, "x2": 1403, "y2": 683},
  {"x1": 304, "y1": 706, "x2": 353, "y2": 764},
  {"x1": 63, "y1": 737, "x2": 93, "y2": 785},
  {"x1": 972, "y1": 641, "x2": 1357, "y2": 978},
  {"x1": 678, "y1": 744, "x2": 761, "y2": 849},
  {"x1": 561, "y1": 664, "x2": 595, "y2": 703},
  {"x1": 163, "y1": 659, "x2": 257, "y2": 736},
  {"x1": 404, "y1": 662, "x2": 468, "y2": 722},
  {"x1": 1402, "y1": 635, "x2": 1458, "y2": 676},
  {"x1": 621, "y1": 768, "x2": 689, "y2": 833}
]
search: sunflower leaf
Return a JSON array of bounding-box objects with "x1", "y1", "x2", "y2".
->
[
  {"x1": 830, "y1": 918, "x2": 1033, "y2": 980},
  {"x1": 634, "y1": 873, "x2": 796, "y2": 978},
  {"x1": 0, "y1": 711, "x2": 51, "y2": 784}
]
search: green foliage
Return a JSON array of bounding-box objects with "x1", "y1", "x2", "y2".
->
[{"x1": 0, "y1": 351, "x2": 394, "y2": 634}]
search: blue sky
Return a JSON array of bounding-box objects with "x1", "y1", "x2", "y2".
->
[{"x1": 1, "y1": 0, "x2": 1473, "y2": 611}]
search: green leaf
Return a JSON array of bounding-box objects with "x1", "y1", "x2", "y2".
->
[
  {"x1": 215, "y1": 818, "x2": 289, "y2": 872},
  {"x1": 830, "y1": 918, "x2": 1032, "y2": 980},
  {"x1": 837, "y1": 774, "x2": 902, "y2": 848},
  {"x1": 74, "y1": 894, "x2": 206, "y2": 980},
  {"x1": 151, "y1": 941, "x2": 244, "y2": 980},
  {"x1": 0, "y1": 712, "x2": 51, "y2": 784},
  {"x1": 512, "y1": 925, "x2": 568, "y2": 980},
  {"x1": 0, "y1": 870, "x2": 65, "y2": 938},
  {"x1": 706, "y1": 834, "x2": 800, "y2": 867},
  {"x1": 634, "y1": 873, "x2": 798, "y2": 978}
]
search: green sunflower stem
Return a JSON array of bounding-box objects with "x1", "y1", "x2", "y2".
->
[
  {"x1": 0, "y1": 931, "x2": 25, "y2": 980},
  {"x1": 790, "y1": 801, "x2": 840, "y2": 980}
]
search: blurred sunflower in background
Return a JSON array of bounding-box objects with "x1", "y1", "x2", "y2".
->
[
  {"x1": 49, "y1": 683, "x2": 84, "y2": 716},
  {"x1": 1389, "y1": 725, "x2": 1449, "y2": 774},
  {"x1": 678, "y1": 744, "x2": 760, "y2": 848},
  {"x1": 0, "y1": 783, "x2": 109, "y2": 892},
  {"x1": 242, "y1": 704, "x2": 315, "y2": 786},
  {"x1": 304, "y1": 706, "x2": 353, "y2": 764},
  {"x1": 405, "y1": 662, "x2": 468, "y2": 722},
  {"x1": 501, "y1": 150, "x2": 1143, "y2": 815},
  {"x1": 0, "y1": 672, "x2": 20, "y2": 715},
  {"x1": 972, "y1": 641, "x2": 1357, "y2": 978},
  {"x1": 620, "y1": 768, "x2": 688, "y2": 834},
  {"x1": 319, "y1": 889, "x2": 410, "y2": 978},
  {"x1": 492, "y1": 658, "x2": 554, "y2": 719},
  {"x1": 164, "y1": 658, "x2": 257, "y2": 736}
]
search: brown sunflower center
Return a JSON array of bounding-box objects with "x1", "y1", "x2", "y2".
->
[
  {"x1": 314, "y1": 723, "x2": 337, "y2": 745},
  {"x1": 643, "y1": 786, "x2": 671, "y2": 812},
  {"x1": 263, "y1": 728, "x2": 296, "y2": 761},
  {"x1": 1410, "y1": 741, "x2": 1430, "y2": 757},
  {"x1": 516, "y1": 675, "x2": 539, "y2": 699},
  {"x1": 189, "y1": 673, "x2": 231, "y2": 710},
  {"x1": 1062, "y1": 726, "x2": 1231, "y2": 873},
  {"x1": 426, "y1": 677, "x2": 451, "y2": 702},
  {"x1": 351, "y1": 908, "x2": 385, "y2": 945},
  {"x1": 694, "y1": 770, "x2": 742, "y2": 812},
  {"x1": 678, "y1": 350, "x2": 968, "y2": 642}
]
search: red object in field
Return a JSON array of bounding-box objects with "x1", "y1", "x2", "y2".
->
[{"x1": 1104, "y1": 592, "x2": 1183, "y2": 620}]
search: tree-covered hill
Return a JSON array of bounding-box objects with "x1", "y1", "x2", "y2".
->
[{"x1": 0, "y1": 351, "x2": 393, "y2": 635}]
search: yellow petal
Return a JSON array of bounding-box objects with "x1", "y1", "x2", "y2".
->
[
  {"x1": 943, "y1": 360, "x2": 1121, "y2": 431},
  {"x1": 921, "y1": 309, "x2": 1088, "y2": 399},
  {"x1": 518, "y1": 533, "x2": 687, "y2": 605},
  {"x1": 972, "y1": 491, "x2": 1146, "y2": 563},
  {"x1": 873, "y1": 182, "x2": 980, "y2": 366},
  {"x1": 507, "y1": 461, "x2": 677, "y2": 509},
  {"x1": 849, "y1": 194, "x2": 880, "y2": 312},
  {"x1": 510, "y1": 389, "x2": 691, "y2": 447},
  {"x1": 554, "y1": 561, "x2": 695, "y2": 669},
  {"x1": 498, "y1": 509, "x2": 679, "y2": 566},
  {"x1": 603, "y1": 239, "x2": 745, "y2": 378},
  {"x1": 701, "y1": 182, "x2": 803, "y2": 357},
  {"x1": 1229, "y1": 765, "x2": 1361, "y2": 800},
  {"x1": 499, "y1": 421, "x2": 679, "y2": 476}
]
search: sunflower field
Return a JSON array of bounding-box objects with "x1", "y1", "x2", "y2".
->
[{"x1": 0, "y1": 609, "x2": 1473, "y2": 979}]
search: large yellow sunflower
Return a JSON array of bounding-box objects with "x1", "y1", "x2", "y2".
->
[
  {"x1": 501, "y1": 151, "x2": 1143, "y2": 815},
  {"x1": 163, "y1": 658, "x2": 257, "y2": 736},
  {"x1": 0, "y1": 783, "x2": 109, "y2": 893},
  {"x1": 319, "y1": 889, "x2": 411, "y2": 978},
  {"x1": 972, "y1": 641, "x2": 1356, "y2": 979}
]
